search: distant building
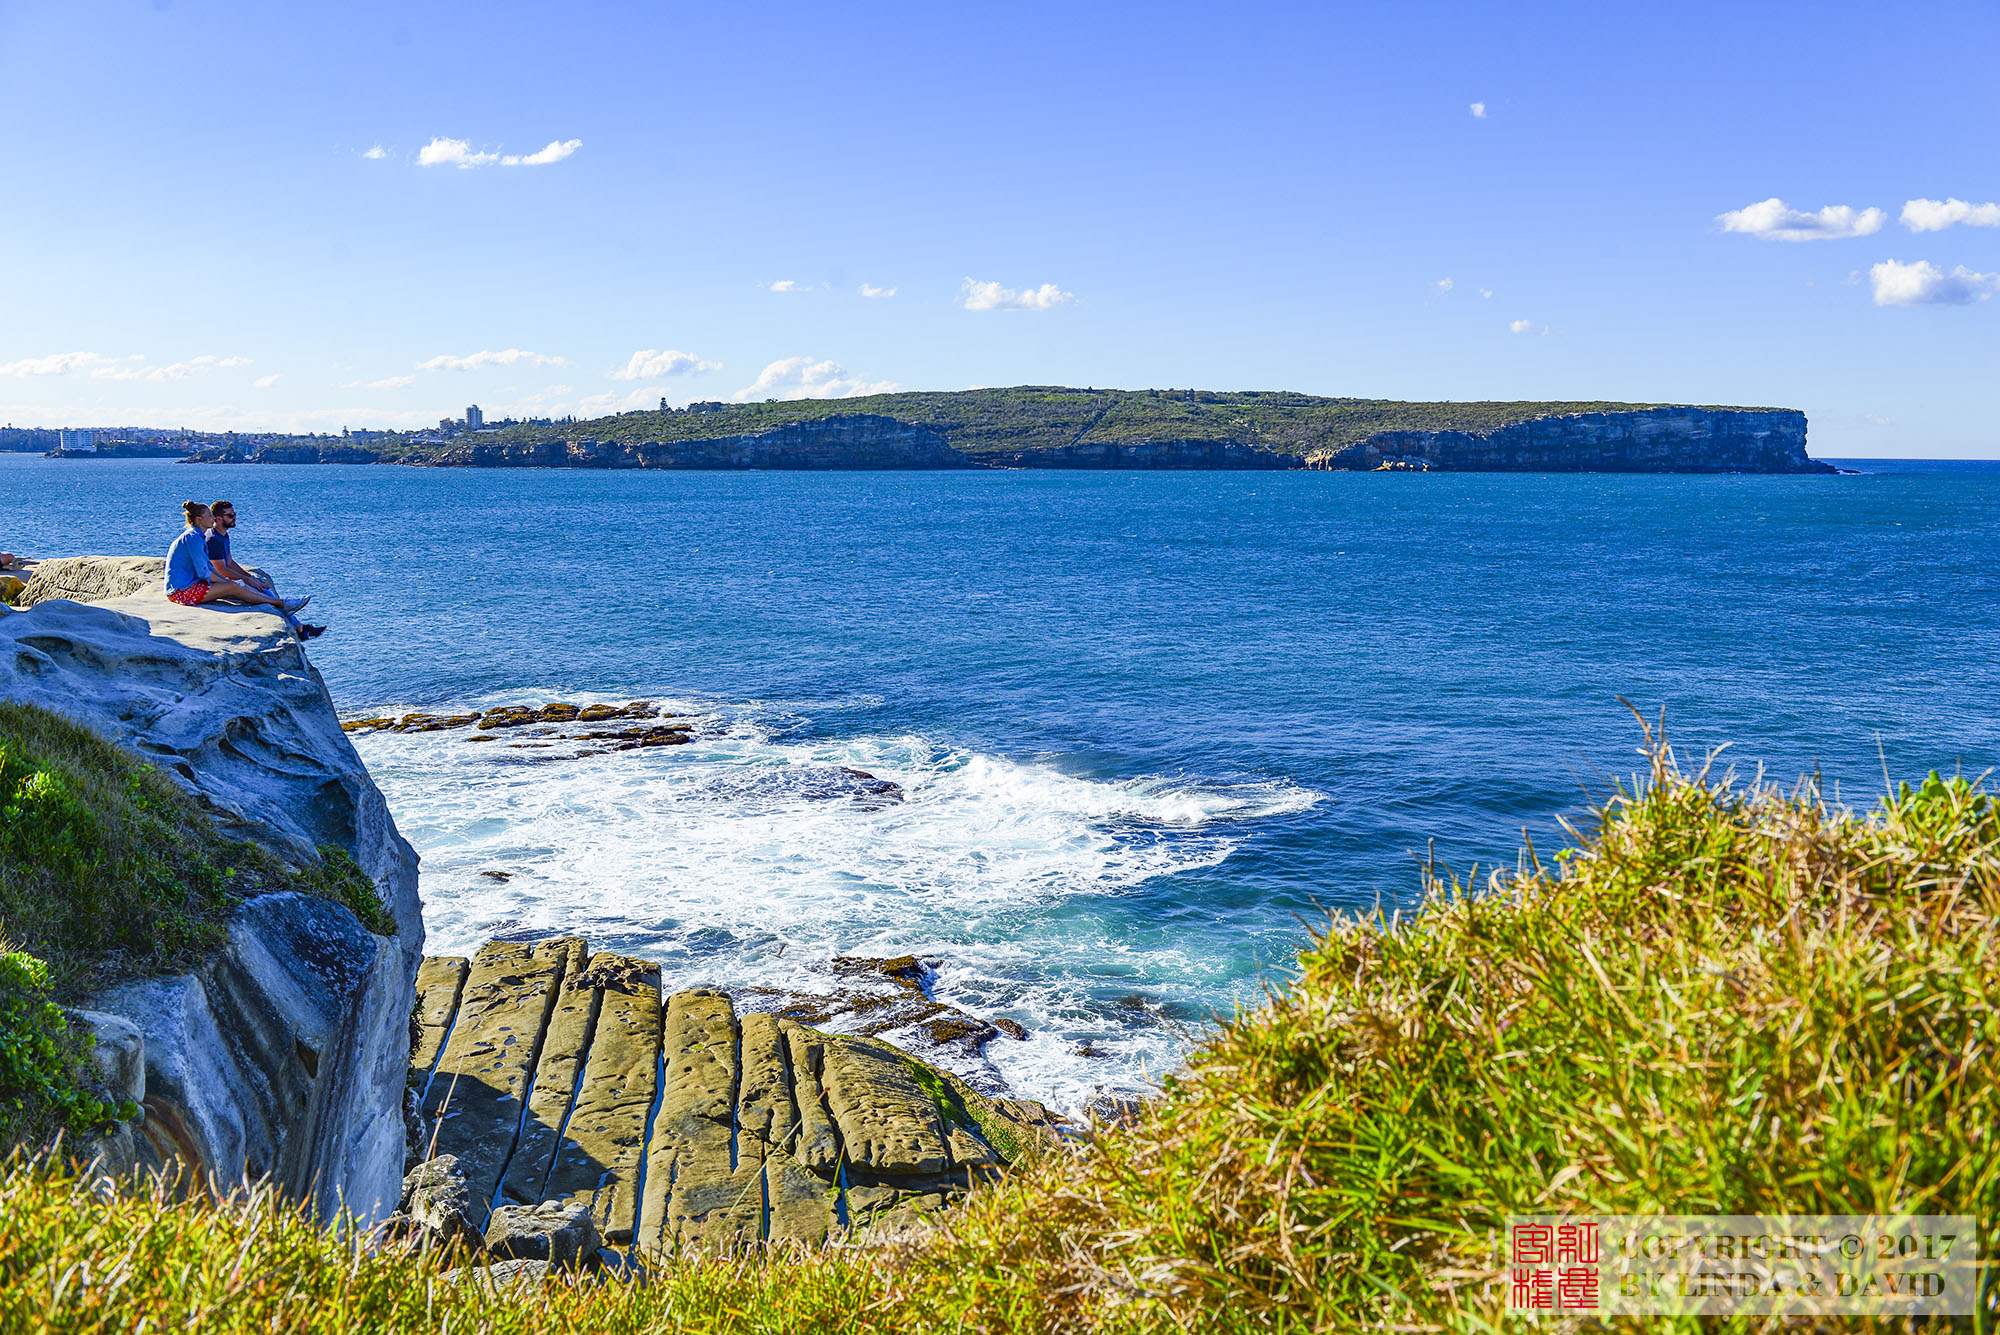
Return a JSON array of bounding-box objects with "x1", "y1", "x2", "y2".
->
[
  {"x1": 60, "y1": 429, "x2": 95, "y2": 452},
  {"x1": 466, "y1": 404, "x2": 484, "y2": 429},
  {"x1": 439, "y1": 417, "x2": 455, "y2": 433},
  {"x1": 687, "y1": 401, "x2": 726, "y2": 414}
]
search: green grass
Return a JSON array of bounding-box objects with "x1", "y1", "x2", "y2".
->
[
  {"x1": 0, "y1": 702, "x2": 394, "y2": 1146},
  {"x1": 0, "y1": 730, "x2": 1992, "y2": 1331},
  {"x1": 0, "y1": 702, "x2": 394, "y2": 997}
]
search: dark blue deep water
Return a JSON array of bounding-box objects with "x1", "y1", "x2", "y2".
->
[{"x1": 7, "y1": 454, "x2": 1997, "y2": 1107}]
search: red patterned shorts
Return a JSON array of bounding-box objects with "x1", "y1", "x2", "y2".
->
[{"x1": 166, "y1": 580, "x2": 210, "y2": 607}]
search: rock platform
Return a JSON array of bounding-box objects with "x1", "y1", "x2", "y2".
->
[{"x1": 414, "y1": 938, "x2": 1060, "y2": 1254}]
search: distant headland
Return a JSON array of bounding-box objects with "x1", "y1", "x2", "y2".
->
[{"x1": 5, "y1": 387, "x2": 1833, "y2": 473}]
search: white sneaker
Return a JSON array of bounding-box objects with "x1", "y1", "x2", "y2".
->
[{"x1": 283, "y1": 595, "x2": 310, "y2": 613}]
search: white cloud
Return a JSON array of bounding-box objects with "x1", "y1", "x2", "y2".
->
[
  {"x1": 1868, "y1": 258, "x2": 1999, "y2": 306},
  {"x1": 1479, "y1": 287, "x2": 1494, "y2": 299},
  {"x1": 1862, "y1": 413, "x2": 1892, "y2": 426},
  {"x1": 769, "y1": 279, "x2": 803, "y2": 292},
  {"x1": 417, "y1": 136, "x2": 580, "y2": 169},
  {"x1": 416, "y1": 348, "x2": 566, "y2": 372},
  {"x1": 0, "y1": 351, "x2": 122, "y2": 376},
  {"x1": 337, "y1": 374, "x2": 417, "y2": 390},
  {"x1": 859, "y1": 283, "x2": 897, "y2": 298},
  {"x1": 1435, "y1": 277, "x2": 1454, "y2": 292},
  {"x1": 1508, "y1": 319, "x2": 1534, "y2": 334},
  {"x1": 0, "y1": 351, "x2": 252, "y2": 381},
  {"x1": 501, "y1": 139, "x2": 580, "y2": 167},
  {"x1": 417, "y1": 137, "x2": 497, "y2": 169},
  {"x1": 252, "y1": 373, "x2": 281, "y2": 388},
  {"x1": 1901, "y1": 198, "x2": 2000, "y2": 233},
  {"x1": 730, "y1": 356, "x2": 899, "y2": 402},
  {"x1": 608, "y1": 348, "x2": 721, "y2": 380},
  {"x1": 362, "y1": 145, "x2": 388, "y2": 160},
  {"x1": 1469, "y1": 102, "x2": 1487, "y2": 118},
  {"x1": 959, "y1": 277, "x2": 1074, "y2": 312},
  {"x1": 1716, "y1": 197, "x2": 1885, "y2": 241}
]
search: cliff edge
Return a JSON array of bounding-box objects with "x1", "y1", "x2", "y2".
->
[
  {"x1": 1303, "y1": 406, "x2": 1827, "y2": 473},
  {"x1": 0, "y1": 559, "x2": 421, "y2": 1223}
]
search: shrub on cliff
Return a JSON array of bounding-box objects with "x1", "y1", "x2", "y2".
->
[
  {"x1": 0, "y1": 949, "x2": 134, "y2": 1146},
  {"x1": 0, "y1": 702, "x2": 394, "y2": 999},
  {"x1": 0, "y1": 732, "x2": 1993, "y2": 1331}
]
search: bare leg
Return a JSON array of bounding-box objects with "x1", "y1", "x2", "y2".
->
[{"x1": 200, "y1": 577, "x2": 289, "y2": 611}]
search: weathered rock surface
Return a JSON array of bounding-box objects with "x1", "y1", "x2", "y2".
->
[
  {"x1": 484, "y1": 1200, "x2": 601, "y2": 1268},
  {"x1": 1301, "y1": 407, "x2": 1828, "y2": 473},
  {"x1": 534, "y1": 954, "x2": 659, "y2": 1243},
  {"x1": 424, "y1": 938, "x2": 581, "y2": 1226},
  {"x1": 401, "y1": 1154, "x2": 482, "y2": 1247},
  {"x1": 0, "y1": 561, "x2": 423, "y2": 1224},
  {"x1": 410, "y1": 940, "x2": 1059, "y2": 1255},
  {"x1": 17, "y1": 555, "x2": 165, "y2": 607}
]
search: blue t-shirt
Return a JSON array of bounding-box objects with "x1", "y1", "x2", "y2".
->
[
  {"x1": 205, "y1": 529, "x2": 232, "y2": 565},
  {"x1": 164, "y1": 526, "x2": 215, "y2": 592}
]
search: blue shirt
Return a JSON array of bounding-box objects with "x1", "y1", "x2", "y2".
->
[
  {"x1": 205, "y1": 529, "x2": 232, "y2": 566},
  {"x1": 164, "y1": 525, "x2": 215, "y2": 592}
]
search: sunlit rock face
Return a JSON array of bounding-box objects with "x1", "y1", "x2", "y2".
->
[
  {"x1": 0, "y1": 565, "x2": 422, "y2": 1224},
  {"x1": 1302, "y1": 407, "x2": 1828, "y2": 473}
]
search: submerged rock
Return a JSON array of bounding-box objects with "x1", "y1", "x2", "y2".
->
[
  {"x1": 695, "y1": 765, "x2": 905, "y2": 808},
  {"x1": 737, "y1": 954, "x2": 1020, "y2": 1070}
]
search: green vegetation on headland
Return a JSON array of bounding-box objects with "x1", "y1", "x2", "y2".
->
[
  {"x1": 27, "y1": 387, "x2": 1813, "y2": 469},
  {"x1": 460, "y1": 387, "x2": 1773, "y2": 459},
  {"x1": 0, "y1": 703, "x2": 393, "y2": 1144},
  {"x1": 2, "y1": 726, "x2": 1991, "y2": 1331}
]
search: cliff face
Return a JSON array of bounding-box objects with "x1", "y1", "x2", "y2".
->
[
  {"x1": 979, "y1": 438, "x2": 1298, "y2": 469},
  {"x1": 1301, "y1": 407, "x2": 1828, "y2": 473},
  {"x1": 168, "y1": 405, "x2": 1831, "y2": 474},
  {"x1": 0, "y1": 565, "x2": 421, "y2": 1224},
  {"x1": 421, "y1": 414, "x2": 969, "y2": 470}
]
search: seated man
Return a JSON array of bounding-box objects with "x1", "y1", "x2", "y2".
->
[{"x1": 206, "y1": 499, "x2": 326, "y2": 640}]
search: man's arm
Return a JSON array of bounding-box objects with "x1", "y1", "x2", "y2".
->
[{"x1": 217, "y1": 554, "x2": 269, "y2": 589}]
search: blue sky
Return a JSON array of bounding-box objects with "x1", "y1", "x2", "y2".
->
[{"x1": 3, "y1": 0, "x2": 1996, "y2": 455}]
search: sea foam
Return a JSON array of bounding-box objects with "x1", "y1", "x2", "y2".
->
[{"x1": 352, "y1": 691, "x2": 1317, "y2": 1113}]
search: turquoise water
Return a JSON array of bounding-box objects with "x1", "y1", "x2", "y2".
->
[{"x1": 7, "y1": 454, "x2": 1998, "y2": 1108}]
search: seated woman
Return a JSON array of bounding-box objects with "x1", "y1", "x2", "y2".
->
[{"x1": 164, "y1": 501, "x2": 308, "y2": 618}]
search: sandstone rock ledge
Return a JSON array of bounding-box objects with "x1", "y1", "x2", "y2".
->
[
  {"x1": 0, "y1": 557, "x2": 422, "y2": 1225},
  {"x1": 413, "y1": 939, "x2": 1062, "y2": 1255}
]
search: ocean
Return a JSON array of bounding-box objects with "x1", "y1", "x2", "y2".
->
[{"x1": 7, "y1": 453, "x2": 1998, "y2": 1112}]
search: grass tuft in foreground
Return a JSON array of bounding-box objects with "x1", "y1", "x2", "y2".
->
[{"x1": 1, "y1": 732, "x2": 1994, "y2": 1332}]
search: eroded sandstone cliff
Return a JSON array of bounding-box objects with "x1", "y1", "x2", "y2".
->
[
  {"x1": 0, "y1": 563, "x2": 421, "y2": 1224},
  {"x1": 1302, "y1": 407, "x2": 1826, "y2": 473}
]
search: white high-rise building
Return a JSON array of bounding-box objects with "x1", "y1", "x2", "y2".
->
[
  {"x1": 60, "y1": 429, "x2": 96, "y2": 452},
  {"x1": 466, "y1": 404, "x2": 484, "y2": 429}
]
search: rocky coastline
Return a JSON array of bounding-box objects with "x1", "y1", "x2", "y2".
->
[
  {"x1": 0, "y1": 556, "x2": 1061, "y2": 1264},
  {"x1": 1, "y1": 559, "x2": 422, "y2": 1223},
  {"x1": 162, "y1": 399, "x2": 1831, "y2": 474}
]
